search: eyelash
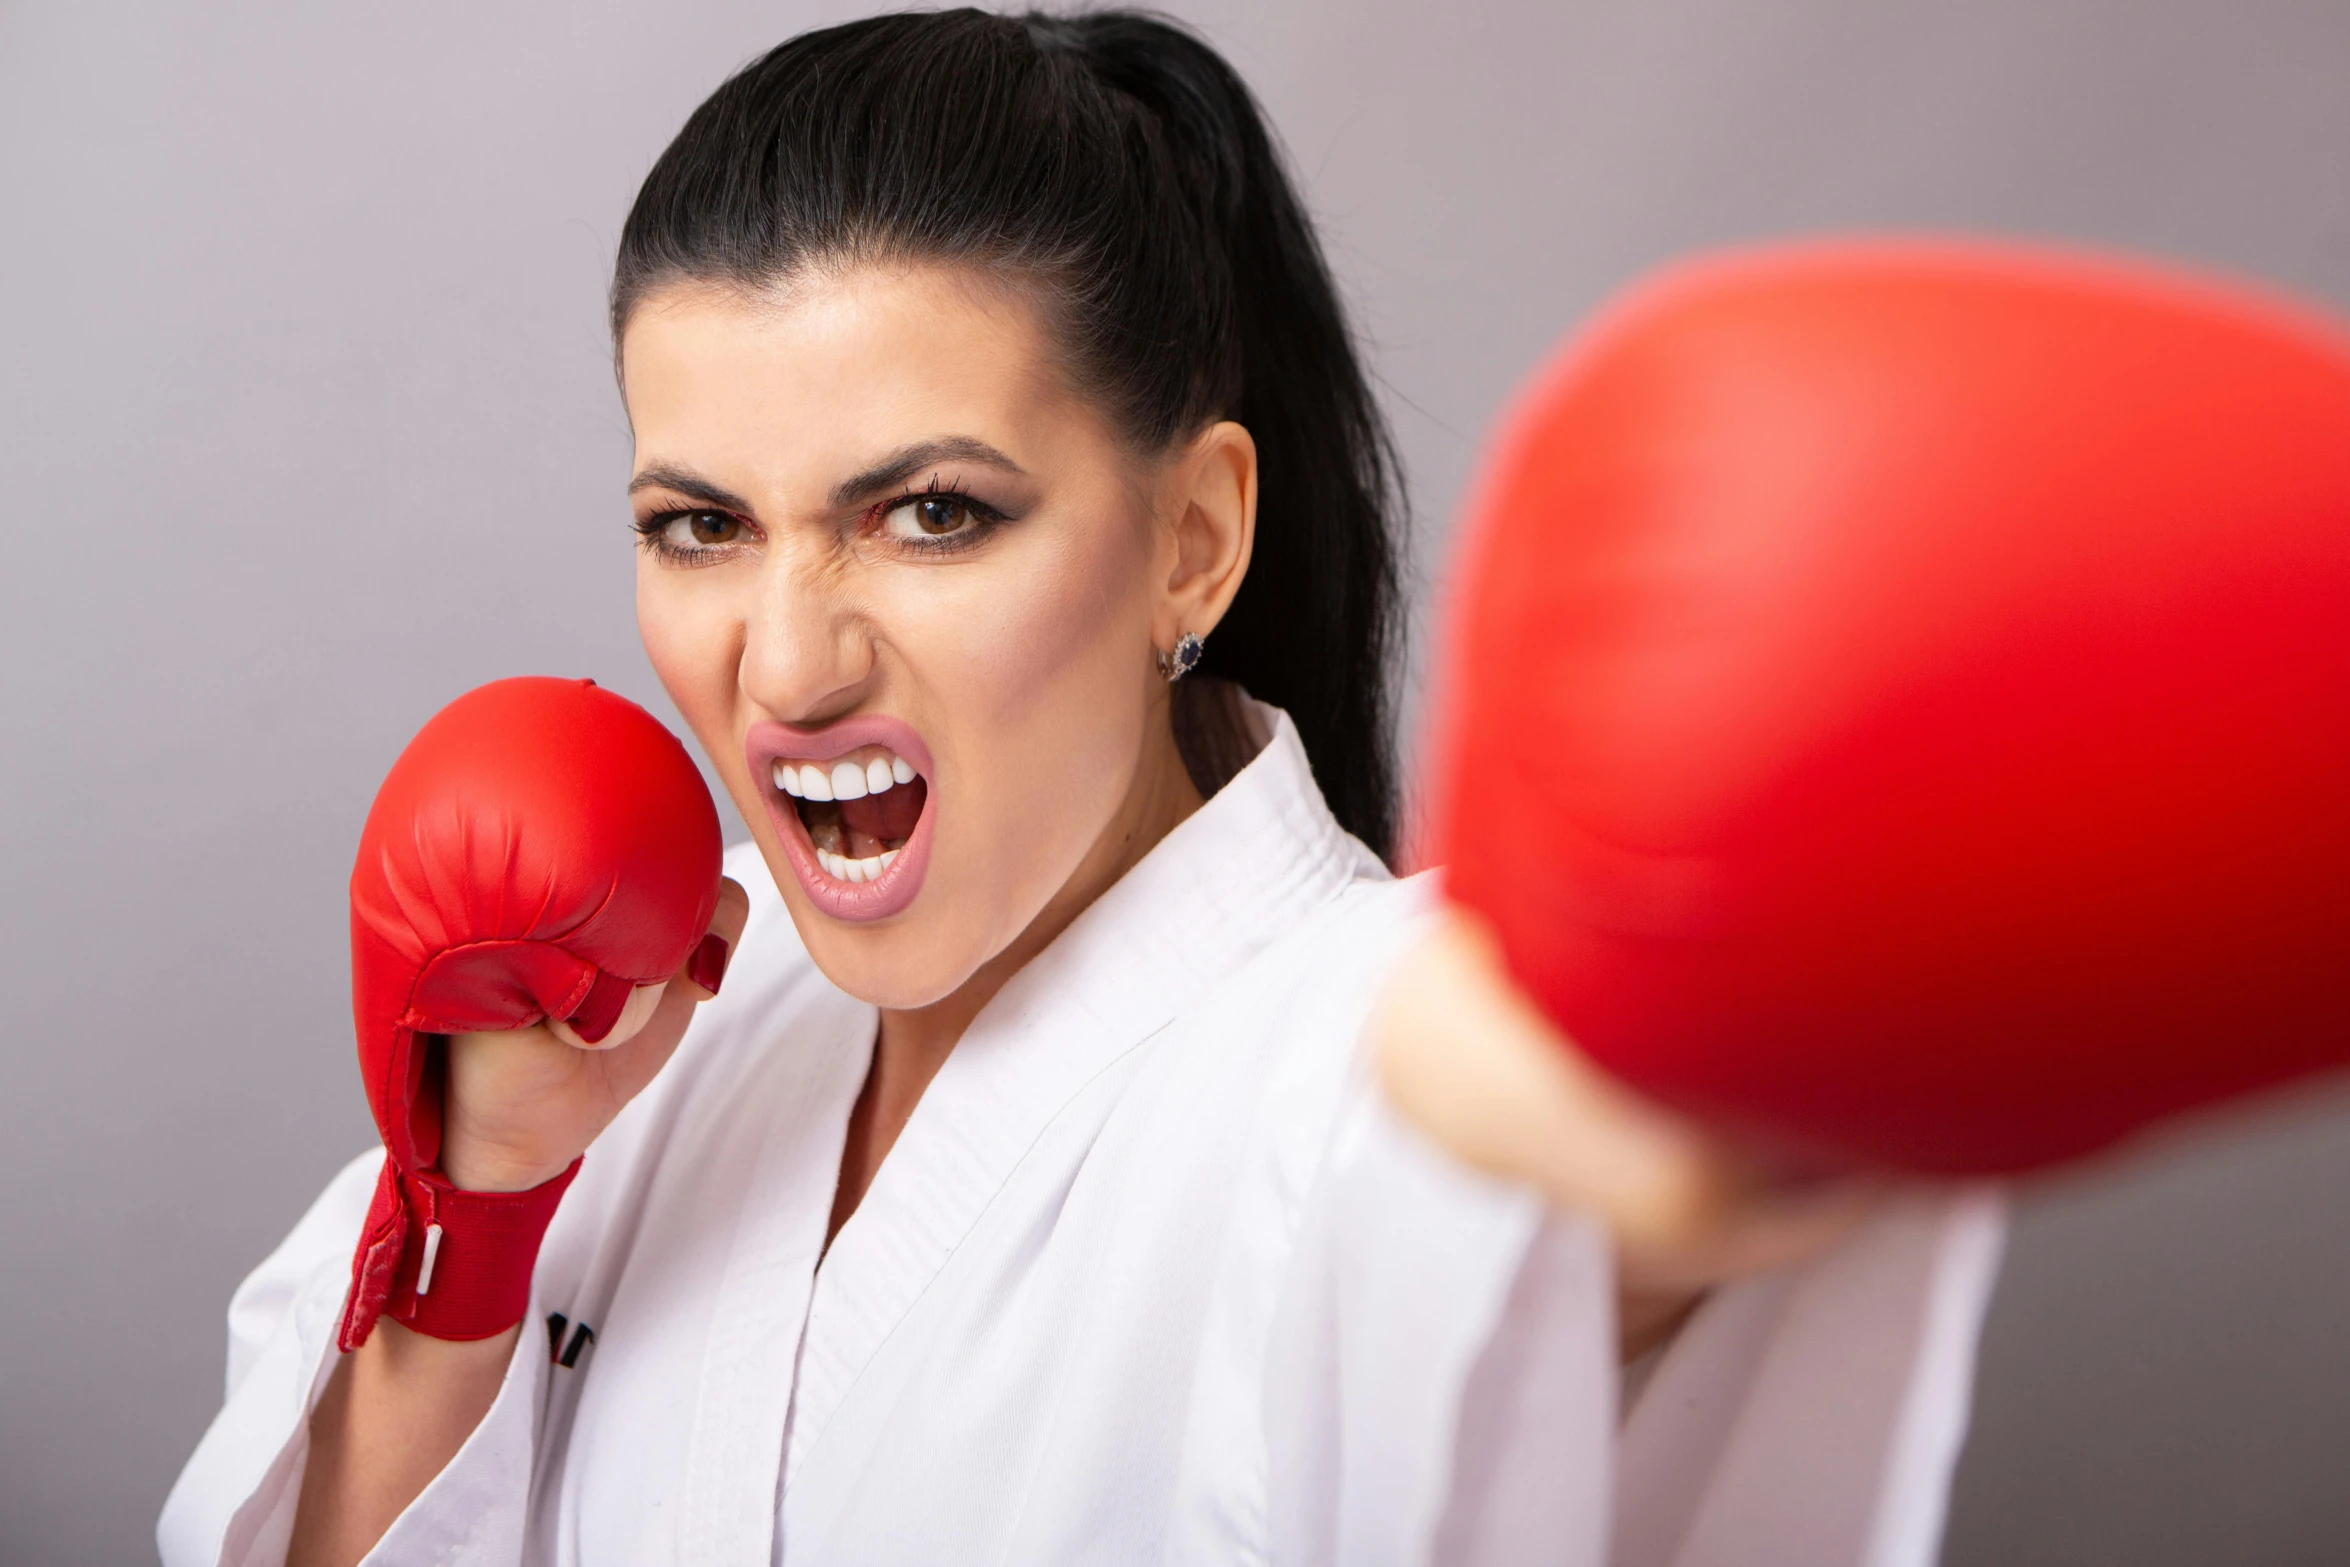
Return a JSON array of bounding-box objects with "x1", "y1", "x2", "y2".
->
[
  {"x1": 631, "y1": 508, "x2": 752, "y2": 567},
  {"x1": 865, "y1": 478, "x2": 1009, "y2": 557},
  {"x1": 631, "y1": 479, "x2": 1010, "y2": 566}
]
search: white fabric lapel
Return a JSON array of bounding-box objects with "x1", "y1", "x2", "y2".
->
[{"x1": 784, "y1": 709, "x2": 1377, "y2": 1482}]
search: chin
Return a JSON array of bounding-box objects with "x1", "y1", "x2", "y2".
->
[
  {"x1": 798, "y1": 917, "x2": 986, "y2": 1012},
  {"x1": 728, "y1": 833, "x2": 972, "y2": 1010}
]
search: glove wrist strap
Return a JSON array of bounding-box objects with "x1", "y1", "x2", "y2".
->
[{"x1": 339, "y1": 1157, "x2": 581, "y2": 1350}]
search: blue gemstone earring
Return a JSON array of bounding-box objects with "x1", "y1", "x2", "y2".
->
[{"x1": 1157, "y1": 630, "x2": 1205, "y2": 682}]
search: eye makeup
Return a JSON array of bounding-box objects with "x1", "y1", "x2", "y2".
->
[
  {"x1": 633, "y1": 472, "x2": 1029, "y2": 568},
  {"x1": 633, "y1": 507, "x2": 757, "y2": 566},
  {"x1": 859, "y1": 477, "x2": 1015, "y2": 559}
]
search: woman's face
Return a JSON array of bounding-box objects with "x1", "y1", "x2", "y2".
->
[{"x1": 622, "y1": 266, "x2": 1243, "y2": 1009}]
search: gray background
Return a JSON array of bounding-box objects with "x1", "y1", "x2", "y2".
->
[{"x1": 4, "y1": 1, "x2": 2348, "y2": 1562}]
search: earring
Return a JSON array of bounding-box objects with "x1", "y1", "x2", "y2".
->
[{"x1": 1156, "y1": 630, "x2": 1206, "y2": 682}]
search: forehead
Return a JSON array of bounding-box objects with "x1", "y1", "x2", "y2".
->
[{"x1": 618, "y1": 267, "x2": 1088, "y2": 479}]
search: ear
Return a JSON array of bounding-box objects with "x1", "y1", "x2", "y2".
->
[{"x1": 1155, "y1": 420, "x2": 1258, "y2": 651}]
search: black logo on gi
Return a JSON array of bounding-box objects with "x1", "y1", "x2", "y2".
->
[{"x1": 547, "y1": 1312, "x2": 595, "y2": 1369}]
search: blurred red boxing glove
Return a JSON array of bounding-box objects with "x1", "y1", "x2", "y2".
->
[
  {"x1": 1429, "y1": 240, "x2": 2350, "y2": 1177},
  {"x1": 338, "y1": 677, "x2": 724, "y2": 1349}
]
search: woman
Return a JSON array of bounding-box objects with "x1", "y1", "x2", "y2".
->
[{"x1": 160, "y1": 12, "x2": 2000, "y2": 1565}]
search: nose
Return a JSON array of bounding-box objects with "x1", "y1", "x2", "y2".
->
[{"x1": 738, "y1": 539, "x2": 876, "y2": 724}]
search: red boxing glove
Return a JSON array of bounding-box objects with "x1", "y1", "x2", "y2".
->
[
  {"x1": 338, "y1": 677, "x2": 724, "y2": 1349},
  {"x1": 1431, "y1": 240, "x2": 2350, "y2": 1176}
]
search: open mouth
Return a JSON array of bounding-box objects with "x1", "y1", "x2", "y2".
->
[
  {"x1": 771, "y1": 746, "x2": 929, "y2": 884},
  {"x1": 746, "y1": 716, "x2": 936, "y2": 921}
]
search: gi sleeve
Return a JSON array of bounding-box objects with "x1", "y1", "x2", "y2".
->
[
  {"x1": 1608, "y1": 1188, "x2": 2007, "y2": 1567},
  {"x1": 1263, "y1": 1098, "x2": 1619, "y2": 1567},
  {"x1": 157, "y1": 1148, "x2": 553, "y2": 1567},
  {"x1": 1264, "y1": 1093, "x2": 2006, "y2": 1567}
]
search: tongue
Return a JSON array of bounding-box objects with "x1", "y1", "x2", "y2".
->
[{"x1": 840, "y1": 778, "x2": 925, "y2": 851}]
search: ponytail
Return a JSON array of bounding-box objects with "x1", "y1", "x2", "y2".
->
[{"x1": 614, "y1": 9, "x2": 1405, "y2": 858}]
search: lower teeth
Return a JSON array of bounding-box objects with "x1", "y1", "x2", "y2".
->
[
  {"x1": 795, "y1": 789, "x2": 918, "y2": 884},
  {"x1": 818, "y1": 847, "x2": 900, "y2": 884}
]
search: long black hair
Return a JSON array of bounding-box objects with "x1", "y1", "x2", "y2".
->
[{"x1": 613, "y1": 9, "x2": 1404, "y2": 860}]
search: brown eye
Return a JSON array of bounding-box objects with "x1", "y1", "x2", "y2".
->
[
  {"x1": 685, "y1": 510, "x2": 739, "y2": 545},
  {"x1": 880, "y1": 492, "x2": 984, "y2": 544},
  {"x1": 639, "y1": 507, "x2": 752, "y2": 561}
]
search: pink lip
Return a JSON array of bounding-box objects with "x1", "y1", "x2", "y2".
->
[{"x1": 745, "y1": 715, "x2": 937, "y2": 923}]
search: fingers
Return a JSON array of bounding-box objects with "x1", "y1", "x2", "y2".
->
[
  {"x1": 1374, "y1": 909, "x2": 1736, "y2": 1251},
  {"x1": 545, "y1": 876, "x2": 750, "y2": 1052},
  {"x1": 675, "y1": 876, "x2": 751, "y2": 1003},
  {"x1": 1374, "y1": 906, "x2": 1889, "y2": 1296},
  {"x1": 548, "y1": 981, "x2": 668, "y2": 1053}
]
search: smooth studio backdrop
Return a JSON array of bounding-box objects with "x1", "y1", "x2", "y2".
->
[{"x1": 4, "y1": 3, "x2": 2348, "y2": 1562}]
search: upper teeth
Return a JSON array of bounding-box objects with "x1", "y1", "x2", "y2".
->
[{"x1": 773, "y1": 750, "x2": 917, "y2": 802}]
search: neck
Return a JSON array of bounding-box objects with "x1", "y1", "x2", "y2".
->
[{"x1": 828, "y1": 695, "x2": 1205, "y2": 1241}]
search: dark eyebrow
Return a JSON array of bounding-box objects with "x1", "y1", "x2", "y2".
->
[
  {"x1": 627, "y1": 464, "x2": 756, "y2": 515},
  {"x1": 829, "y1": 437, "x2": 1027, "y2": 509}
]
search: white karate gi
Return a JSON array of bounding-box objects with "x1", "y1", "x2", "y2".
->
[{"x1": 159, "y1": 701, "x2": 2005, "y2": 1567}]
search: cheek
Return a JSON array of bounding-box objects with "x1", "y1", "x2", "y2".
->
[
  {"x1": 950, "y1": 519, "x2": 1151, "y2": 741},
  {"x1": 636, "y1": 563, "x2": 745, "y2": 764},
  {"x1": 971, "y1": 564, "x2": 1130, "y2": 711},
  {"x1": 950, "y1": 525, "x2": 1154, "y2": 874}
]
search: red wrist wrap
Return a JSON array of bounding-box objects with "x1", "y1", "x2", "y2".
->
[{"x1": 340, "y1": 1156, "x2": 581, "y2": 1350}]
